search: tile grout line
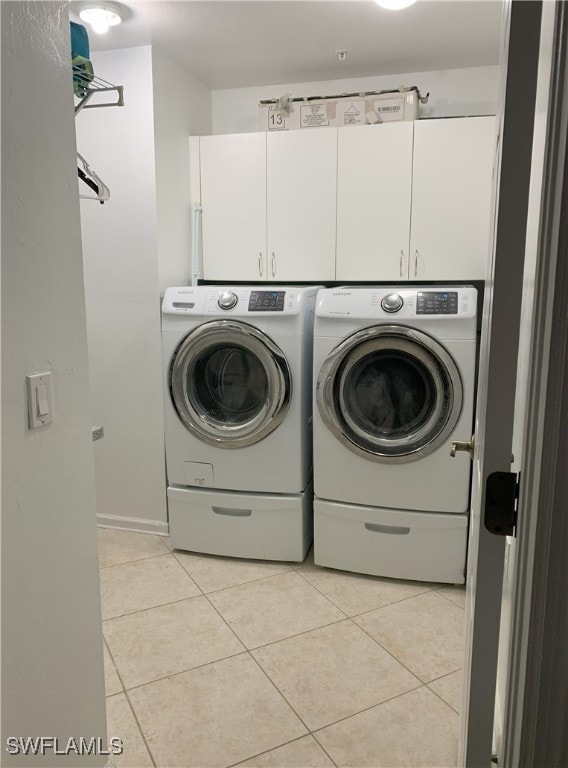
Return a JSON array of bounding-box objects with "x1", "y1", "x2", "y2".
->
[
  {"x1": 104, "y1": 637, "x2": 158, "y2": 768},
  {"x1": 352, "y1": 615, "x2": 464, "y2": 696},
  {"x1": 172, "y1": 551, "x2": 295, "y2": 594},
  {"x1": 435, "y1": 588, "x2": 467, "y2": 610},
  {"x1": 102, "y1": 635, "x2": 121, "y2": 693},
  {"x1": 310, "y1": 683, "x2": 435, "y2": 740},
  {"x1": 247, "y1": 650, "x2": 314, "y2": 734},
  {"x1": 105, "y1": 549, "x2": 203, "y2": 594},
  {"x1": 295, "y1": 567, "x2": 445, "y2": 619},
  {"x1": 293, "y1": 567, "x2": 467, "y2": 667},
  {"x1": 246, "y1": 616, "x2": 349, "y2": 653},
  {"x1": 226, "y1": 734, "x2": 338, "y2": 768},
  {"x1": 347, "y1": 615, "x2": 432, "y2": 685},
  {"x1": 123, "y1": 689, "x2": 158, "y2": 768},
  {"x1": 426, "y1": 679, "x2": 462, "y2": 716},
  {"x1": 103, "y1": 591, "x2": 207, "y2": 624},
  {"x1": 310, "y1": 736, "x2": 339, "y2": 768},
  {"x1": 107, "y1": 650, "x2": 250, "y2": 696},
  {"x1": 198, "y1": 588, "x2": 318, "y2": 739},
  {"x1": 196, "y1": 565, "x2": 327, "y2": 600},
  {"x1": 99, "y1": 534, "x2": 171, "y2": 569},
  {"x1": 99, "y1": 550, "x2": 178, "y2": 571}
]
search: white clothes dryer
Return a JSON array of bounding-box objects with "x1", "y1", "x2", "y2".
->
[
  {"x1": 162, "y1": 285, "x2": 319, "y2": 561},
  {"x1": 312, "y1": 286, "x2": 478, "y2": 583}
]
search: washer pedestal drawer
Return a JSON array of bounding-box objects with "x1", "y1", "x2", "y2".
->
[
  {"x1": 314, "y1": 498, "x2": 468, "y2": 584},
  {"x1": 168, "y1": 483, "x2": 313, "y2": 562}
]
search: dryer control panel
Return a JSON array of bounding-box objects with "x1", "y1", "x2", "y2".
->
[{"x1": 317, "y1": 286, "x2": 477, "y2": 321}]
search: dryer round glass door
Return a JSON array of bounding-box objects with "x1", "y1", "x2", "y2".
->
[
  {"x1": 316, "y1": 325, "x2": 463, "y2": 462},
  {"x1": 170, "y1": 320, "x2": 292, "y2": 448}
]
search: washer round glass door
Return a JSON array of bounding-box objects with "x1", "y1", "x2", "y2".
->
[
  {"x1": 316, "y1": 325, "x2": 463, "y2": 462},
  {"x1": 170, "y1": 320, "x2": 291, "y2": 448}
]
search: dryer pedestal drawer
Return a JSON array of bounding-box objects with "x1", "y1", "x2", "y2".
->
[
  {"x1": 314, "y1": 498, "x2": 468, "y2": 584},
  {"x1": 168, "y1": 484, "x2": 313, "y2": 562}
]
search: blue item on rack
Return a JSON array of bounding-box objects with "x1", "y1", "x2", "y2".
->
[
  {"x1": 70, "y1": 21, "x2": 90, "y2": 59},
  {"x1": 70, "y1": 22, "x2": 93, "y2": 98}
]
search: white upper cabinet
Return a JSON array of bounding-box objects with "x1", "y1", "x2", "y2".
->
[
  {"x1": 200, "y1": 132, "x2": 267, "y2": 281},
  {"x1": 267, "y1": 128, "x2": 337, "y2": 281},
  {"x1": 198, "y1": 117, "x2": 496, "y2": 284},
  {"x1": 409, "y1": 116, "x2": 496, "y2": 281},
  {"x1": 336, "y1": 123, "x2": 414, "y2": 281}
]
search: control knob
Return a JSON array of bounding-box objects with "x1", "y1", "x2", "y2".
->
[
  {"x1": 218, "y1": 291, "x2": 238, "y2": 310},
  {"x1": 381, "y1": 293, "x2": 403, "y2": 313}
]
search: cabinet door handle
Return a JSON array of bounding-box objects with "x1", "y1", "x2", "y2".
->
[
  {"x1": 258, "y1": 253, "x2": 263, "y2": 277},
  {"x1": 400, "y1": 250, "x2": 404, "y2": 278},
  {"x1": 414, "y1": 250, "x2": 419, "y2": 278},
  {"x1": 271, "y1": 252, "x2": 276, "y2": 278}
]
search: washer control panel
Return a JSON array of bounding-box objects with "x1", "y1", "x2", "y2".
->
[
  {"x1": 416, "y1": 291, "x2": 458, "y2": 315},
  {"x1": 380, "y1": 293, "x2": 404, "y2": 313},
  {"x1": 162, "y1": 286, "x2": 312, "y2": 317}
]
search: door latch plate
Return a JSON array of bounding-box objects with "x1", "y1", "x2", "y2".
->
[{"x1": 484, "y1": 471, "x2": 519, "y2": 536}]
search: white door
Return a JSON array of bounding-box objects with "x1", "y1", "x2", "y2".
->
[
  {"x1": 410, "y1": 116, "x2": 496, "y2": 281},
  {"x1": 200, "y1": 132, "x2": 267, "y2": 281},
  {"x1": 460, "y1": 1, "x2": 547, "y2": 764},
  {"x1": 336, "y1": 123, "x2": 414, "y2": 281},
  {"x1": 267, "y1": 128, "x2": 337, "y2": 281}
]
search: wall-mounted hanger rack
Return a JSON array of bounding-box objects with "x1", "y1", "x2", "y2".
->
[
  {"x1": 74, "y1": 66, "x2": 124, "y2": 202},
  {"x1": 73, "y1": 65, "x2": 124, "y2": 115},
  {"x1": 71, "y1": 20, "x2": 123, "y2": 202}
]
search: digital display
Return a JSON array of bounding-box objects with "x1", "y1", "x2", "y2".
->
[
  {"x1": 172, "y1": 301, "x2": 195, "y2": 309},
  {"x1": 416, "y1": 291, "x2": 458, "y2": 315},
  {"x1": 248, "y1": 291, "x2": 286, "y2": 311}
]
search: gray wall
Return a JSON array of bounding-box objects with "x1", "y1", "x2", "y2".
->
[{"x1": 1, "y1": 2, "x2": 107, "y2": 764}]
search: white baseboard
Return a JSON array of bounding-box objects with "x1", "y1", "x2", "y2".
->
[{"x1": 97, "y1": 513, "x2": 169, "y2": 536}]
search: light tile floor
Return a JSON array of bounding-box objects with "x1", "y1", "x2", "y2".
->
[{"x1": 99, "y1": 529, "x2": 465, "y2": 768}]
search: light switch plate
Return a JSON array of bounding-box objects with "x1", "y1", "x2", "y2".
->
[{"x1": 26, "y1": 372, "x2": 53, "y2": 429}]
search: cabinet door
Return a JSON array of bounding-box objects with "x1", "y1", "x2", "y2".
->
[
  {"x1": 267, "y1": 128, "x2": 337, "y2": 281},
  {"x1": 200, "y1": 132, "x2": 267, "y2": 281},
  {"x1": 336, "y1": 123, "x2": 413, "y2": 281},
  {"x1": 410, "y1": 116, "x2": 496, "y2": 281}
]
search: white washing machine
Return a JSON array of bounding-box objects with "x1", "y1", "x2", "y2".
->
[
  {"x1": 162, "y1": 285, "x2": 319, "y2": 561},
  {"x1": 313, "y1": 286, "x2": 477, "y2": 583}
]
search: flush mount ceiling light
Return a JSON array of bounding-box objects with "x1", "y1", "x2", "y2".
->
[
  {"x1": 375, "y1": 0, "x2": 418, "y2": 9},
  {"x1": 79, "y1": 2, "x2": 123, "y2": 34}
]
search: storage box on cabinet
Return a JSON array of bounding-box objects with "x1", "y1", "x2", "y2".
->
[{"x1": 200, "y1": 129, "x2": 337, "y2": 282}]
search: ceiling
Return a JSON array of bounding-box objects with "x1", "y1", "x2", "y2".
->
[{"x1": 69, "y1": 0, "x2": 503, "y2": 90}]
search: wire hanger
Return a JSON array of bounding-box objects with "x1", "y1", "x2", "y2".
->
[{"x1": 77, "y1": 152, "x2": 110, "y2": 204}]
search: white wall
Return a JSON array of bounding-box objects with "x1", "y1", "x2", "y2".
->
[
  {"x1": 77, "y1": 46, "x2": 168, "y2": 533},
  {"x1": 152, "y1": 50, "x2": 212, "y2": 291},
  {"x1": 1, "y1": 2, "x2": 107, "y2": 764},
  {"x1": 212, "y1": 65, "x2": 499, "y2": 134}
]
